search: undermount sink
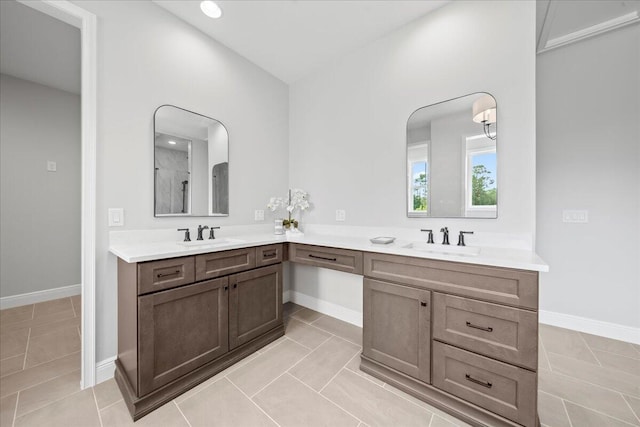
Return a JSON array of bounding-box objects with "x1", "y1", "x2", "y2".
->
[
  {"x1": 177, "y1": 238, "x2": 245, "y2": 247},
  {"x1": 403, "y1": 242, "x2": 480, "y2": 256}
]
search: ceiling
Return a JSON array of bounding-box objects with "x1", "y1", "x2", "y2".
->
[
  {"x1": 537, "y1": 0, "x2": 639, "y2": 53},
  {"x1": 0, "y1": 0, "x2": 80, "y2": 94},
  {"x1": 153, "y1": 0, "x2": 448, "y2": 83}
]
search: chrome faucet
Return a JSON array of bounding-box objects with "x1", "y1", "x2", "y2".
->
[
  {"x1": 440, "y1": 227, "x2": 450, "y2": 245},
  {"x1": 209, "y1": 226, "x2": 221, "y2": 240},
  {"x1": 457, "y1": 231, "x2": 474, "y2": 246},
  {"x1": 197, "y1": 225, "x2": 209, "y2": 240},
  {"x1": 420, "y1": 229, "x2": 434, "y2": 244}
]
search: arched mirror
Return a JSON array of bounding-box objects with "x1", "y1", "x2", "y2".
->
[{"x1": 154, "y1": 105, "x2": 229, "y2": 217}]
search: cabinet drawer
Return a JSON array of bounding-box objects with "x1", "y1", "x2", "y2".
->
[
  {"x1": 364, "y1": 252, "x2": 538, "y2": 309},
  {"x1": 433, "y1": 293, "x2": 537, "y2": 369},
  {"x1": 138, "y1": 256, "x2": 195, "y2": 295},
  {"x1": 289, "y1": 244, "x2": 363, "y2": 275},
  {"x1": 432, "y1": 342, "x2": 537, "y2": 427},
  {"x1": 256, "y1": 244, "x2": 283, "y2": 267},
  {"x1": 196, "y1": 248, "x2": 256, "y2": 281}
]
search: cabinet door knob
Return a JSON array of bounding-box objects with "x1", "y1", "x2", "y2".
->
[
  {"x1": 233, "y1": 284, "x2": 237, "y2": 289},
  {"x1": 224, "y1": 286, "x2": 228, "y2": 291},
  {"x1": 420, "y1": 301, "x2": 427, "y2": 307}
]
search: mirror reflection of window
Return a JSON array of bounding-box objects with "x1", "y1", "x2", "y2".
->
[
  {"x1": 465, "y1": 135, "x2": 497, "y2": 217},
  {"x1": 407, "y1": 143, "x2": 429, "y2": 216}
]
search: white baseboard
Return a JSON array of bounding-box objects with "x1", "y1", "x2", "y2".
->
[
  {"x1": 96, "y1": 356, "x2": 116, "y2": 384},
  {"x1": 540, "y1": 310, "x2": 640, "y2": 345},
  {"x1": 289, "y1": 290, "x2": 362, "y2": 328},
  {"x1": 0, "y1": 284, "x2": 81, "y2": 310}
]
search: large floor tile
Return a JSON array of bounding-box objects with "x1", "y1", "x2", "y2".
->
[
  {"x1": 178, "y1": 378, "x2": 275, "y2": 427},
  {"x1": 101, "y1": 399, "x2": 189, "y2": 427},
  {"x1": 345, "y1": 352, "x2": 384, "y2": 386},
  {"x1": 430, "y1": 415, "x2": 459, "y2": 427},
  {"x1": 0, "y1": 305, "x2": 33, "y2": 325},
  {"x1": 14, "y1": 389, "x2": 100, "y2": 427},
  {"x1": 624, "y1": 395, "x2": 640, "y2": 422},
  {"x1": 321, "y1": 369, "x2": 432, "y2": 427},
  {"x1": 283, "y1": 301, "x2": 303, "y2": 318},
  {"x1": 0, "y1": 393, "x2": 18, "y2": 427},
  {"x1": 0, "y1": 310, "x2": 76, "y2": 334},
  {"x1": 537, "y1": 392, "x2": 571, "y2": 427},
  {"x1": 254, "y1": 373, "x2": 359, "y2": 427},
  {"x1": 0, "y1": 352, "x2": 79, "y2": 398},
  {"x1": 538, "y1": 369, "x2": 639, "y2": 424},
  {"x1": 291, "y1": 307, "x2": 324, "y2": 324},
  {"x1": 1, "y1": 353, "x2": 25, "y2": 377},
  {"x1": 33, "y1": 298, "x2": 73, "y2": 318},
  {"x1": 593, "y1": 349, "x2": 640, "y2": 376},
  {"x1": 29, "y1": 316, "x2": 80, "y2": 338},
  {"x1": 285, "y1": 317, "x2": 332, "y2": 349},
  {"x1": 92, "y1": 378, "x2": 122, "y2": 410},
  {"x1": 539, "y1": 324, "x2": 599, "y2": 364},
  {"x1": 16, "y1": 370, "x2": 81, "y2": 417},
  {"x1": 564, "y1": 401, "x2": 637, "y2": 427},
  {"x1": 24, "y1": 326, "x2": 80, "y2": 368},
  {"x1": 311, "y1": 315, "x2": 362, "y2": 346},
  {"x1": 581, "y1": 333, "x2": 640, "y2": 360},
  {"x1": 289, "y1": 336, "x2": 360, "y2": 391},
  {"x1": 0, "y1": 328, "x2": 29, "y2": 359},
  {"x1": 548, "y1": 352, "x2": 640, "y2": 397},
  {"x1": 227, "y1": 338, "x2": 309, "y2": 396}
]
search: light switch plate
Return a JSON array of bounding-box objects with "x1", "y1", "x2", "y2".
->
[
  {"x1": 562, "y1": 209, "x2": 588, "y2": 223},
  {"x1": 336, "y1": 209, "x2": 346, "y2": 222},
  {"x1": 109, "y1": 208, "x2": 124, "y2": 227},
  {"x1": 47, "y1": 161, "x2": 57, "y2": 172},
  {"x1": 254, "y1": 210, "x2": 265, "y2": 221}
]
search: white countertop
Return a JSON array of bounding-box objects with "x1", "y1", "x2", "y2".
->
[{"x1": 109, "y1": 229, "x2": 549, "y2": 272}]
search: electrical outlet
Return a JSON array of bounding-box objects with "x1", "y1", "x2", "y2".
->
[
  {"x1": 254, "y1": 210, "x2": 265, "y2": 221},
  {"x1": 47, "y1": 161, "x2": 57, "y2": 172},
  {"x1": 562, "y1": 210, "x2": 588, "y2": 223},
  {"x1": 336, "y1": 209, "x2": 346, "y2": 222},
  {"x1": 108, "y1": 208, "x2": 124, "y2": 227}
]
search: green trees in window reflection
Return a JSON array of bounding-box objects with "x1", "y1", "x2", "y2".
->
[
  {"x1": 413, "y1": 172, "x2": 428, "y2": 211},
  {"x1": 472, "y1": 165, "x2": 496, "y2": 206}
]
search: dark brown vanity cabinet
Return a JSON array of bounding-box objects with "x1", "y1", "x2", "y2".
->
[
  {"x1": 363, "y1": 278, "x2": 431, "y2": 383},
  {"x1": 115, "y1": 244, "x2": 284, "y2": 420}
]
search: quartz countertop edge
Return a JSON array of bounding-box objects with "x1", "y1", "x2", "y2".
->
[{"x1": 109, "y1": 233, "x2": 549, "y2": 272}]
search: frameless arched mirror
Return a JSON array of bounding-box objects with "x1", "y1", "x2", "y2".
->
[
  {"x1": 407, "y1": 92, "x2": 497, "y2": 219},
  {"x1": 154, "y1": 105, "x2": 229, "y2": 217}
]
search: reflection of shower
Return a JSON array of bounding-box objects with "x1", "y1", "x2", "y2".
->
[{"x1": 181, "y1": 180, "x2": 188, "y2": 213}]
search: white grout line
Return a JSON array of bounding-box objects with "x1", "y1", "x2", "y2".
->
[
  {"x1": 560, "y1": 398, "x2": 574, "y2": 427},
  {"x1": 227, "y1": 378, "x2": 282, "y2": 427},
  {"x1": 11, "y1": 391, "x2": 20, "y2": 427},
  {"x1": 21, "y1": 328, "x2": 31, "y2": 370},
  {"x1": 426, "y1": 412, "x2": 435, "y2": 427},
  {"x1": 539, "y1": 334, "x2": 552, "y2": 372},
  {"x1": 2, "y1": 351, "x2": 81, "y2": 397},
  {"x1": 173, "y1": 400, "x2": 193, "y2": 427},
  {"x1": 319, "y1": 354, "x2": 360, "y2": 394},
  {"x1": 31, "y1": 304, "x2": 35, "y2": 320},
  {"x1": 564, "y1": 400, "x2": 640, "y2": 426},
  {"x1": 621, "y1": 393, "x2": 640, "y2": 425},
  {"x1": 97, "y1": 397, "x2": 123, "y2": 412},
  {"x1": 287, "y1": 372, "x2": 366, "y2": 425},
  {"x1": 578, "y1": 332, "x2": 602, "y2": 367},
  {"x1": 91, "y1": 388, "x2": 104, "y2": 427},
  {"x1": 542, "y1": 389, "x2": 639, "y2": 427}
]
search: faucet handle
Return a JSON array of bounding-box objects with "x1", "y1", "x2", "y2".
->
[
  {"x1": 457, "y1": 231, "x2": 474, "y2": 247},
  {"x1": 420, "y1": 229, "x2": 434, "y2": 244},
  {"x1": 177, "y1": 228, "x2": 191, "y2": 242},
  {"x1": 209, "y1": 226, "x2": 220, "y2": 240},
  {"x1": 440, "y1": 227, "x2": 450, "y2": 245}
]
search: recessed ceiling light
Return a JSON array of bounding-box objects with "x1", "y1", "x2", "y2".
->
[
  {"x1": 168, "y1": 140, "x2": 177, "y2": 145},
  {"x1": 200, "y1": 1, "x2": 222, "y2": 19}
]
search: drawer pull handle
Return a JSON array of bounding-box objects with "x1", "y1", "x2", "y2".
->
[
  {"x1": 157, "y1": 270, "x2": 180, "y2": 278},
  {"x1": 465, "y1": 374, "x2": 492, "y2": 389},
  {"x1": 466, "y1": 321, "x2": 493, "y2": 332},
  {"x1": 263, "y1": 251, "x2": 276, "y2": 257},
  {"x1": 421, "y1": 301, "x2": 427, "y2": 307},
  {"x1": 308, "y1": 254, "x2": 337, "y2": 262}
]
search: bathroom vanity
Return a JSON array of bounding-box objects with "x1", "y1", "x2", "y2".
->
[{"x1": 110, "y1": 232, "x2": 545, "y2": 426}]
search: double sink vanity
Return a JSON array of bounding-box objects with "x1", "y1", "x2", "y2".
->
[{"x1": 110, "y1": 230, "x2": 547, "y2": 427}]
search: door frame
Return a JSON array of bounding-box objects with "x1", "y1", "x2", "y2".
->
[{"x1": 18, "y1": 0, "x2": 97, "y2": 389}]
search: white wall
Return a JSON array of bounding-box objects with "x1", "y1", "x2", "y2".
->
[
  {"x1": 537, "y1": 24, "x2": 640, "y2": 331},
  {"x1": 0, "y1": 74, "x2": 81, "y2": 298},
  {"x1": 288, "y1": 1, "x2": 536, "y2": 320},
  {"x1": 73, "y1": 1, "x2": 289, "y2": 362}
]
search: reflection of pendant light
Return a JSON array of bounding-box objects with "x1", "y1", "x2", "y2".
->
[{"x1": 472, "y1": 95, "x2": 497, "y2": 140}]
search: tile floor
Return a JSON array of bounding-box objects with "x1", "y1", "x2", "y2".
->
[{"x1": 1, "y1": 298, "x2": 639, "y2": 426}]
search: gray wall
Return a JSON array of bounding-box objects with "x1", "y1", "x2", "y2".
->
[
  {"x1": 70, "y1": 1, "x2": 289, "y2": 362},
  {"x1": 0, "y1": 74, "x2": 81, "y2": 297},
  {"x1": 537, "y1": 24, "x2": 640, "y2": 329}
]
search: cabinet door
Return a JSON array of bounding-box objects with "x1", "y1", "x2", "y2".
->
[
  {"x1": 229, "y1": 264, "x2": 283, "y2": 350},
  {"x1": 138, "y1": 277, "x2": 229, "y2": 396},
  {"x1": 363, "y1": 278, "x2": 431, "y2": 383}
]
